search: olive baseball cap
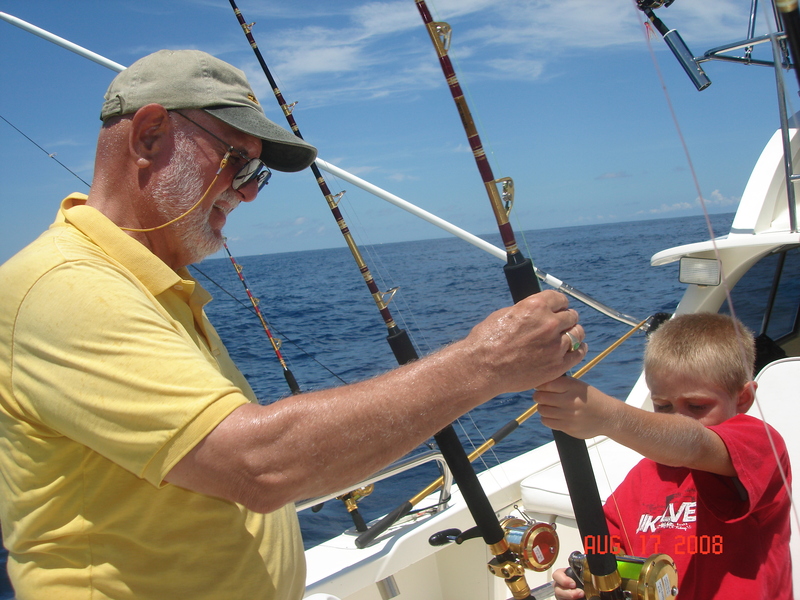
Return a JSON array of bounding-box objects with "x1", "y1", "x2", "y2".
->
[{"x1": 100, "y1": 49, "x2": 317, "y2": 172}]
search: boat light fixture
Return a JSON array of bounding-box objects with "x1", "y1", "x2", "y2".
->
[{"x1": 679, "y1": 257, "x2": 721, "y2": 286}]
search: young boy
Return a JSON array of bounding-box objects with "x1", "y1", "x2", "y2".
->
[{"x1": 534, "y1": 313, "x2": 792, "y2": 599}]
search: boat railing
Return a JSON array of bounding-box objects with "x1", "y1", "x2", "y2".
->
[
  {"x1": 652, "y1": 0, "x2": 799, "y2": 234},
  {"x1": 295, "y1": 449, "x2": 453, "y2": 515},
  {"x1": 699, "y1": 29, "x2": 800, "y2": 234}
]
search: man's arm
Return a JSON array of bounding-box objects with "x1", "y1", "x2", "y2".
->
[
  {"x1": 166, "y1": 290, "x2": 587, "y2": 513},
  {"x1": 534, "y1": 377, "x2": 736, "y2": 477}
]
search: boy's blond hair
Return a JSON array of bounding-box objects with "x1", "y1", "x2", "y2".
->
[{"x1": 644, "y1": 313, "x2": 755, "y2": 396}]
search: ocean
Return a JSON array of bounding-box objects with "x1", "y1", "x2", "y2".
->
[{"x1": 0, "y1": 211, "x2": 734, "y2": 596}]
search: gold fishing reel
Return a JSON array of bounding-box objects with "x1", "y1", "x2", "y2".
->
[
  {"x1": 429, "y1": 514, "x2": 558, "y2": 599},
  {"x1": 337, "y1": 484, "x2": 374, "y2": 514},
  {"x1": 498, "y1": 516, "x2": 559, "y2": 572},
  {"x1": 567, "y1": 550, "x2": 679, "y2": 600}
]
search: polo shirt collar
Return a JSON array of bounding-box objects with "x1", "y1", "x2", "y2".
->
[{"x1": 57, "y1": 193, "x2": 204, "y2": 299}]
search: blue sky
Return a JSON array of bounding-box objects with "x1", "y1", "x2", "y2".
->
[{"x1": 0, "y1": 0, "x2": 793, "y2": 263}]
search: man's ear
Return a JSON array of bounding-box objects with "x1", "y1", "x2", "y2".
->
[
  {"x1": 736, "y1": 380, "x2": 757, "y2": 414},
  {"x1": 129, "y1": 104, "x2": 172, "y2": 167}
]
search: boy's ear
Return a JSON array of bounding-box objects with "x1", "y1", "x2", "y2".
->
[{"x1": 736, "y1": 381, "x2": 757, "y2": 414}]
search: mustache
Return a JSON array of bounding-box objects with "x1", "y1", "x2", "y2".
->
[{"x1": 213, "y1": 190, "x2": 241, "y2": 215}]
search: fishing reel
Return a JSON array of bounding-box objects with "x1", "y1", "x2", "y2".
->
[
  {"x1": 635, "y1": 0, "x2": 674, "y2": 9},
  {"x1": 430, "y1": 514, "x2": 559, "y2": 598},
  {"x1": 429, "y1": 515, "x2": 558, "y2": 571},
  {"x1": 566, "y1": 550, "x2": 678, "y2": 600},
  {"x1": 337, "y1": 484, "x2": 375, "y2": 531},
  {"x1": 497, "y1": 516, "x2": 559, "y2": 572},
  {"x1": 338, "y1": 484, "x2": 374, "y2": 513}
]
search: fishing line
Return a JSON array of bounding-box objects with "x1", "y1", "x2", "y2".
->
[
  {"x1": 333, "y1": 185, "x2": 433, "y2": 356},
  {"x1": 335, "y1": 189, "x2": 505, "y2": 469},
  {"x1": 0, "y1": 113, "x2": 91, "y2": 188},
  {"x1": 190, "y1": 262, "x2": 349, "y2": 386},
  {"x1": 1, "y1": 97, "x2": 349, "y2": 390},
  {"x1": 620, "y1": 0, "x2": 800, "y2": 546}
]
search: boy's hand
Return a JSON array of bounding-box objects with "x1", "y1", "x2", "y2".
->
[
  {"x1": 553, "y1": 567, "x2": 586, "y2": 599},
  {"x1": 534, "y1": 376, "x2": 619, "y2": 439}
]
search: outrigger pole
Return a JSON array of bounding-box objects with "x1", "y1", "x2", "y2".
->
[
  {"x1": 413, "y1": 0, "x2": 626, "y2": 597},
  {"x1": 0, "y1": 10, "x2": 644, "y2": 330}
]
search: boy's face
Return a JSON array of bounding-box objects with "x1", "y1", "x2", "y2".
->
[{"x1": 647, "y1": 372, "x2": 752, "y2": 427}]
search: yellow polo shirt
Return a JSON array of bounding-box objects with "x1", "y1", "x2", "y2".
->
[{"x1": 0, "y1": 194, "x2": 305, "y2": 600}]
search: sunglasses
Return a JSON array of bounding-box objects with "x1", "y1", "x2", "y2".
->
[{"x1": 173, "y1": 111, "x2": 272, "y2": 191}]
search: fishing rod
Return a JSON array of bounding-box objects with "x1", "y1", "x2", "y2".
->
[
  {"x1": 227, "y1": 2, "x2": 554, "y2": 565},
  {"x1": 414, "y1": 1, "x2": 650, "y2": 597},
  {"x1": 228, "y1": 0, "x2": 417, "y2": 367},
  {"x1": 355, "y1": 317, "x2": 652, "y2": 549},
  {"x1": 222, "y1": 240, "x2": 301, "y2": 395}
]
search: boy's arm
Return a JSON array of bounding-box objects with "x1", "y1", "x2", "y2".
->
[
  {"x1": 552, "y1": 568, "x2": 586, "y2": 600},
  {"x1": 534, "y1": 377, "x2": 736, "y2": 477}
]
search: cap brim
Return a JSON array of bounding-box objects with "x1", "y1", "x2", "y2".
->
[{"x1": 204, "y1": 106, "x2": 317, "y2": 173}]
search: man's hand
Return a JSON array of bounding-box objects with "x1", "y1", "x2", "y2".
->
[
  {"x1": 464, "y1": 290, "x2": 587, "y2": 397},
  {"x1": 167, "y1": 290, "x2": 589, "y2": 512}
]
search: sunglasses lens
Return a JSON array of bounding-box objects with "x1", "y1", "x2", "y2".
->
[
  {"x1": 256, "y1": 168, "x2": 272, "y2": 190},
  {"x1": 233, "y1": 159, "x2": 271, "y2": 191}
]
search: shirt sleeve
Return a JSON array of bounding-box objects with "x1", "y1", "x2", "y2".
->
[
  {"x1": 695, "y1": 414, "x2": 789, "y2": 522},
  {"x1": 10, "y1": 258, "x2": 251, "y2": 486}
]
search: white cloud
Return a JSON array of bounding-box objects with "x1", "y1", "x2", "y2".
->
[
  {"x1": 637, "y1": 202, "x2": 694, "y2": 215},
  {"x1": 225, "y1": 0, "x2": 761, "y2": 111},
  {"x1": 596, "y1": 171, "x2": 631, "y2": 180},
  {"x1": 697, "y1": 189, "x2": 739, "y2": 207},
  {"x1": 388, "y1": 172, "x2": 417, "y2": 182}
]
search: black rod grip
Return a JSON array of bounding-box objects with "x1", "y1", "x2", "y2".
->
[
  {"x1": 434, "y1": 425, "x2": 505, "y2": 546},
  {"x1": 387, "y1": 327, "x2": 419, "y2": 365},
  {"x1": 284, "y1": 369, "x2": 301, "y2": 395},
  {"x1": 552, "y1": 431, "x2": 619, "y2": 579},
  {"x1": 354, "y1": 500, "x2": 413, "y2": 548},
  {"x1": 504, "y1": 258, "x2": 541, "y2": 304},
  {"x1": 350, "y1": 508, "x2": 368, "y2": 533},
  {"x1": 487, "y1": 419, "x2": 519, "y2": 446}
]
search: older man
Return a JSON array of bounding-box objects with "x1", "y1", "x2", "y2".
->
[{"x1": 0, "y1": 50, "x2": 586, "y2": 600}]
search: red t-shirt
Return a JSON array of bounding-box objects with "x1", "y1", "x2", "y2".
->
[{"x1": 601, "y1": 414, "x2": 792, "y2": 599}]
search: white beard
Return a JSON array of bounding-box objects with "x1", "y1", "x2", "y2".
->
[{"x1": 150, "y1": 130, "x2": 234, "y2": 265}]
